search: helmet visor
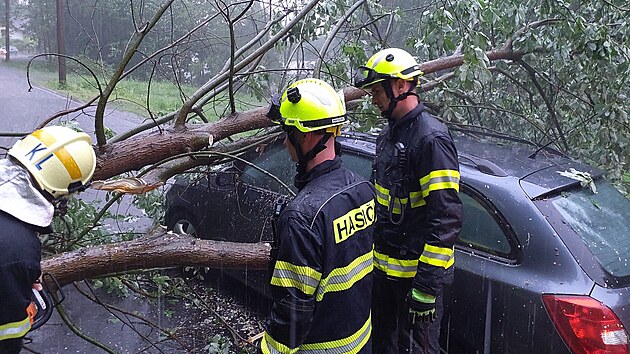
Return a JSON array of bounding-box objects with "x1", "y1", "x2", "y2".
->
[{"x1": 353, "y1": 66, "x2": 390, "y2": 88}]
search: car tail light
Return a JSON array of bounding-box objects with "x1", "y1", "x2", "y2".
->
[{"x1": 542, "y1": 294, "x2": 629, "y2": 354}]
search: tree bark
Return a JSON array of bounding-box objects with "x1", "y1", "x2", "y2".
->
[
  {"x1": 93, "y1": 107, "x2": 271, "y2": 180},
  {"x1": 42, "y1": 227, "x2": 271, "y2": 287}
]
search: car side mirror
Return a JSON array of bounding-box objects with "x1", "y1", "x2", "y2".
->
[{"x1": 215, "y1": 171, "x2": 238, "y2": 187}]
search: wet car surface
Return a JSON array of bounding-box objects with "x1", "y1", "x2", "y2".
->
[{"x1": 165, "y1": 129, "x2": 630, "y2": 353}]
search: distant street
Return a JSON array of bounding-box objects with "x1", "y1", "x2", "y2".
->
[
  {"x1": 0, "y1": 59, "x2": 144, "y2": 150},
  {"x1": 0, "y1": 59, "x2": 153, "y2": 234}
]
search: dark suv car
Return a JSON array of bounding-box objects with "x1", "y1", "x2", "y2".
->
[{"x1": 165, "y1": 129, "x2": 630, "y2": 353}]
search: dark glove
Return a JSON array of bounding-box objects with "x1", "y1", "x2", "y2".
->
[
  {"x1": 266, "y1": 93, "x2": 282, "y2": 122},
  {"x1": 407, "y1": 288, "x2": 436, "y2": 324},
  {"x1": 53, "y1": 198, "x2": 68, "y2": 217}
]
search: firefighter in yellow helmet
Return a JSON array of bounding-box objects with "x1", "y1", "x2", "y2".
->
[
  {"x1": 0, "y1": 126, "x2": 96, "y2": 353},
  {"x1": 261, "y1": 78, "x2": 376, "y2": 353},
  {"x1": 355, "y1": 48, "x2": 463, "y2": 354},
  {"x1": 354, "y1": 47, "x2": 423, "y2": 120}
]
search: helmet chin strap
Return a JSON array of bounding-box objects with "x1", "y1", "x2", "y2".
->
[
  {"x1": 286, "y1": 129, "x2": 332, "y2": 187},
  {"x1": 380, "y1": 80, "x2": 419, "y2": 119}
]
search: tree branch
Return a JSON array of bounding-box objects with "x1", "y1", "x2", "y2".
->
[
  {"x1": 174, "y1": 0, "x2": 321, "y2": 127},
  {"x1": 54, "y1": 302, "x2": 117, "y2": 353},
  {"x1": 42, "y1": 227, "x2": 271, "y2": 287},
  {"x1": 313, "y1": 0, "x2": 366, "y2": 79},
  {"x1": 95, "y1": 0, "x2": 176, "y2": 146},
  {"x1": 517, "y1": 59, "x2": 569, "y2": 152}
]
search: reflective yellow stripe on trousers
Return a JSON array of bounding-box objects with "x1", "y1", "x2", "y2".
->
[
  {"x1": 261, "y1": 314, "x2": 372, "y2": 354},
  {"x1": 0, "y1": 316, "x2": 31, "y2": 341}
]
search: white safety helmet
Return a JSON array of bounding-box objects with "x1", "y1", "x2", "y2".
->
[{"x1": 8, "y1": 126, "x2": 96, "y2": 198}]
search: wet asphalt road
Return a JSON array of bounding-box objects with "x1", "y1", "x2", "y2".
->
[
  {"x1": 1, "y1": 60, "x2": 193, "y2": 353},
  {"x1": 0, "y1": 57, "x2": 143, "y2": 150}
]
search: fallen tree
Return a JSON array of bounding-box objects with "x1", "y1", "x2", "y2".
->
[
  {"x1": 41, "y1": 22, "x2": 574, "y2": 286},
  {"x1": 42, "y1": 226, "x2": 271, "y2": 287},
  {"x1": 92, "y1": 44, "x2": 529, "y2": 183},
  {"x1": 7, "y1": 1, "x2": 627, "y2": 352}
]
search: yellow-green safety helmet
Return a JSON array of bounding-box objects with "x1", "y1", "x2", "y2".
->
[
  {"x1": 8, "y1": 126, "x2": 96, "y2": 198},
  {"x1": 354, "y1": 48, "x2": 423, "y2": 88},
  {"x1": 276, "y1": 78, "x2": 348, "y2": 136}
]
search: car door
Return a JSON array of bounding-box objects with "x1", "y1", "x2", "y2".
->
[
  {"x1": 442, "y1": 186, "x2": 521, "y2": 353},
  {"x1": 220, "y1": 142, "x2": 296, "y2": 244}
]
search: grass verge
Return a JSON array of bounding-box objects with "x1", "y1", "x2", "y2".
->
[{"x1": 3, "y1": 57, "x2": 263, "y2": 122}]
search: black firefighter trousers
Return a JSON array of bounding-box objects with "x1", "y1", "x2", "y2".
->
[
  {"x1": 372, "y1": 270, "x2": 444, "y2": 354},
  {"x1": 0, "y1": 338, "x2": 23, "y2": 354}
]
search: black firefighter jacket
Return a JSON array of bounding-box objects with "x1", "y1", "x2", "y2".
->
[
  {"x1": 261, "y1": 157, "x2": 376, "y2": 353},
  {"x1": 372, "y1": 104, "x2": 463, "y2": 296},
  {"x1": 0, "y1": 211, "x2": 42, "y2": 342}
]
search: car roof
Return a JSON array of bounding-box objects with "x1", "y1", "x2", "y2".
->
[{"x1": 338, "y1": 128, "x2": 602, "y2": 200}]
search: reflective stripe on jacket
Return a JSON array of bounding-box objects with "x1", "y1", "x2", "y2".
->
[
  {"x1": 372, "y1": 104, "x2": 462, "y2": 295},
  {"x1": 262, "y1": 157, "x2": 375, "y2": 353}
]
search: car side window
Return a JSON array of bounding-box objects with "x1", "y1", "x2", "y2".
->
[
  {"x1": 240, "y1": 143, "x2": 295, "y2": 194},
  {"x1": 459, "y1": 192, "x2": 512, "y2": 257}
]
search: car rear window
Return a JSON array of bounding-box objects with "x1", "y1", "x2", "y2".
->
[{"x1": 551, "y1": 182, "x2": 630, "y2": 278}]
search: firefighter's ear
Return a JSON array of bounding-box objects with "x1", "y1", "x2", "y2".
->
[
  {"x1": 302, "y1": 131, "x2": 314, "y2": 144},
  {"x1": 396, "y1": 78, "x2": 407, "y2": 93}
]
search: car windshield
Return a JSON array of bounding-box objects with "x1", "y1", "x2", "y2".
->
[{"x1": 551, "y1": 182, "x2": 630, "y2": 278}]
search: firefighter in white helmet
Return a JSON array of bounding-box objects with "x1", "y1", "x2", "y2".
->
[{"x1": 0, "y1": 126, "x2": 96, "y2": 353}]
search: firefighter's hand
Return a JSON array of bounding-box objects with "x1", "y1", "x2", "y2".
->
[
  {"x1": 407, "y1": 288, "x2": 436, "y2": 324},
  {"x1": 53, "y1": 198, "x2": 69, "y2": 216},
  {"x1": 32, "y1": 275, "x2": 43, "y2": 291}
]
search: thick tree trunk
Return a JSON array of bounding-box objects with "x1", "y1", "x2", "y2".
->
[
  {"x1": 93, "y1": 107, "x2": 272, "y2": 180},
  {"x1": 42, "y1": 227, "x2": 271, "y2": 287}
]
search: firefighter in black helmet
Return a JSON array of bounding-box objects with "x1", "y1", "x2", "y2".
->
[
  {"x1": 0, "y1": 126, "x2": 96, "y2": 353},
  {"x1": 355, "y1": 48, "x2": 463, "y2": 354},
  {"x1": 261, "y1": 78, "x2": 376, "y2": 353}
]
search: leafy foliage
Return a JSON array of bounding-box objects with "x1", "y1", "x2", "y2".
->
[
  {"x1": 204, "y1": 334, "x2": 231, "y2": 354},
  {"x1": 402, "y1": 0, "x2": 629, "y2": 183},
  {"x1": 133, "y1": 188, "x2": 166, "y2": 224},
  {"x1": 47, "y1": 196, "x2": 116, "y2": 253},
  {"x1": 333, "y1": 0, "x2": 628, "y2": 184}
]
